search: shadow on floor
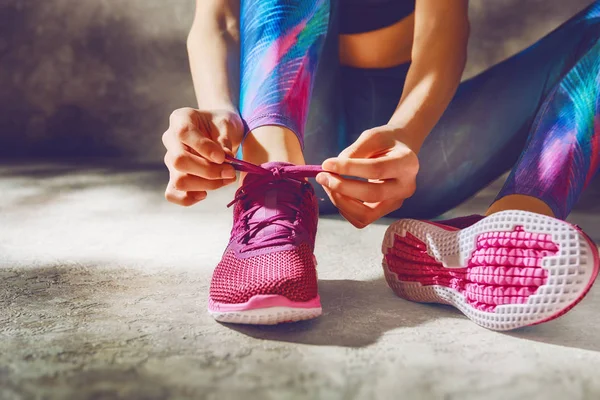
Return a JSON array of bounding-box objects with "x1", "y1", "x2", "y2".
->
[
  {"x1": 228, "y1": 278, "x2": 463, "y2": 347},
  {"x1": 2, "y1": 261, "x2": 599, "y2": 381},
  {"x1": 229, "y1": 280, "x2": 600, "y2": 352}
]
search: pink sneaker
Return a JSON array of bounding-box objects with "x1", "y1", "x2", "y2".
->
[
  {"x1": 208, "y1": 157, "x2": 323, "y2": 325},
  {"x1": 382, "y1": 210, "x2": 599, "y2": 331}
]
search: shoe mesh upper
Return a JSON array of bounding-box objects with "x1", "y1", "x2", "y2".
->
[
  {"x1": 210, "y1": 159, "x2": 320, "y2": 305},
  {"x1": 210, "y1": 243, "x2": 318, "y2": 304}
]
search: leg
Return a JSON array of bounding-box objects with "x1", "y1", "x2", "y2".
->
[
  {"x1": 491, "y1": 37, "x2": 600, "y2": 219},
  {"x1": 302, "y1": 0, "x2": 348, "y2": 212},
  {"x1": 239, "y1": 0, "x2": 331, "y2": 165},
  {"x1": 209, "y1": 0, "x2": 338, "y2": 325},
  {"x1": 303, "y1": 0, "x2": 345, "y2": 166},
  {"x1": 379, "y1": 2, "x2": 600, "y2": 330},
  {"x1": 393, "y1": 1, "x2": 600, "y2": 218}
]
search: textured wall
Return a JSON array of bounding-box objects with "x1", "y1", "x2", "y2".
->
[{"x1": 0, "y1": 0, "x2": 594, "y2": 161}]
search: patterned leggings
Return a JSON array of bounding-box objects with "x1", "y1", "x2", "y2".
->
[{"x1": 240, "y1": 0, "x2": 600, "y2": 219}]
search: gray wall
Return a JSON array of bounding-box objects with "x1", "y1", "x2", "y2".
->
[{"x1": 0, "y1": 0, "x2": 593, "y2": 161}]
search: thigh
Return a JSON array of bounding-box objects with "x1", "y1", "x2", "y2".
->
[{"x1": 394, "y1": 1, "x2": 600, "y2": 219}]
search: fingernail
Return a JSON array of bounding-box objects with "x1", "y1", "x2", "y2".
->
[
  {"x1": 322, "y1": 159, "x2": 336, "y2": 172},
  {"x1": 316, "y1": 173, "x2": 329, "y2": 186},
  {"x1": 222, "y1": 168, "x2": 236, "y2": 179}
]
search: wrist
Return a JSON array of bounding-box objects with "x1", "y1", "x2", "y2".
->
[
  {"x1": 197, "y1": 101, "x2": 238, "y2": 114},
  {"x1": 387, "y1": 124, "x2": 426, "y2": 154}
]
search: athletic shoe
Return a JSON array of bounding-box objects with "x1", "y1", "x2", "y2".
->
[
  {"x1": 381, "y1": 210, "x2": 599, "y2": 331},
  {"x1": 208, "y1": 157, "x2": 323, "y2": 325}
]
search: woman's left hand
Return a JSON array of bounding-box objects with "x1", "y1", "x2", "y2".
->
[{"x1": 316, "y1": 125, "x2": 420, "y2": 228}]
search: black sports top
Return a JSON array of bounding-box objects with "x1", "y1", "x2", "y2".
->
[{"x1": 340, "y1": 0, "x2": 416, "y2": 34}]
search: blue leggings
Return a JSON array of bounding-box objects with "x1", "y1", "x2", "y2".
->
[{"x1": 240, "y1": 0, "x2": 600, "y2": 219}]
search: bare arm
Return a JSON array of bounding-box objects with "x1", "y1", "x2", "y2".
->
[
  {"x1": 389, "y1": 0, "x2": 470, "y2": 152},
  {"x1": 162, "y1": 1, "x2": 243, "y2": 207},
  {"x1": 187, "y1": 0, "x2": 240, "y2": 111},
  {"x1": 317, "y1": 0, "x2": 470, "y2": 227}
]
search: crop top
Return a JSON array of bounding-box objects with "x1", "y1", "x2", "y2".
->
[{"x1": 339, "y1": 0, "x2": 416, "y2": 34}]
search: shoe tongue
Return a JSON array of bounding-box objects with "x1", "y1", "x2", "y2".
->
[
  {"x1": 240, "y1": 161, "x2": 295, "y2": 186},
  {"x1": 243, "y1": 161, "x2": 301, "y2": 240}
]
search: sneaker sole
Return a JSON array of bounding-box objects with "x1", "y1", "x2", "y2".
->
[
  {"x1": 208, "y1": 295, "x2": 322, "y2": 325},
  {"x1": 381, "y1": 210, "x2": 599, "y2": 331}
]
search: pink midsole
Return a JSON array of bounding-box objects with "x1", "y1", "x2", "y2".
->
[{"x1": 208, "y1": 294, "x2": 322, "y2": 312}]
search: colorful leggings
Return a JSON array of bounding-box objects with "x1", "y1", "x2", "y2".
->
[{"x1": 240, "y1": 0, "x2": 600, "y2": 219}]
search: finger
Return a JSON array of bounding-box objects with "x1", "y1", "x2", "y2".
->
[
  {"x1": 361, "y1": 198, "x2": 404, "y2": 220},
  {"x1": 213, "y1": 117, "x2": 239, "y2": 154},
  {"x1": 165, "y1": 187, "x2": 207, "y2": 207},
  {"x1": 166, "y1": 150, "x2": 236, "y2": 180},
  {"x1": 339, "y1": 209, "x2": 367, "y2": 229},
  {"x1": 326, "y1": 187, "x2": 403, "y2": 227},
  {"x1": 166, "y1": 109, "x2": 225, "y2": 163},
  {"x1": 322, "y1": 186, "x2": 374, "y2": 228},
  {"x1": 321, "y1": 186, "x2": 364, "y2": 228},
  {"x1": 321, "y1": 156, "x2": 400, "y2": 180},
  {"x1": 179, "y1": 131, "x2": 226, "y2": 164},
  {"x1": 316, "y1": 172, "x2": 400, "y2": 203},
  {"x1": 163, "y1": 108, "x2": 198, "y2": 150},
  {"x1": 170, "y1": 172, "x2": 236, "y2": 192}
]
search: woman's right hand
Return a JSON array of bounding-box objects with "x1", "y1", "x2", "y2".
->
[{"x1": 162, "y1": 107, "x2": 244, "y2": 206}]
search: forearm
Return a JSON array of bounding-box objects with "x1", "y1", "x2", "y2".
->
[
  {"x1": 389, "y1": 4, "x2": 469, "y2": 152},
  {"x1": 187, "y1": 0, "x2": 240, "y2": 111}
]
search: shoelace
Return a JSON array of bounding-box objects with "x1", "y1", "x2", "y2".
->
[{"x1": 225, "y1": 155, "x2": 323, "y2": 252}]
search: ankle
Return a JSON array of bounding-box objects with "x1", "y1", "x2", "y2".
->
[
  {"x1": 486, "y1": 195, "x2": 555, "y2": 218},
  {"x1": 242, "y1": 125, "x2": 305, "y2": 165}
]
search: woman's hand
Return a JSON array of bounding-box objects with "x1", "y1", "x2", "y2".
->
[
  {"x1": 316, "y1": 125, "x2": 420, "y2": 228},
  {"x1": 162, "y1": 107, "x2": 244, "y2": 206}
]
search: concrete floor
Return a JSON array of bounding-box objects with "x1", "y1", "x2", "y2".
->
[{"x1": 1, "y1": 162, "x2": 600, "y2": 400}]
